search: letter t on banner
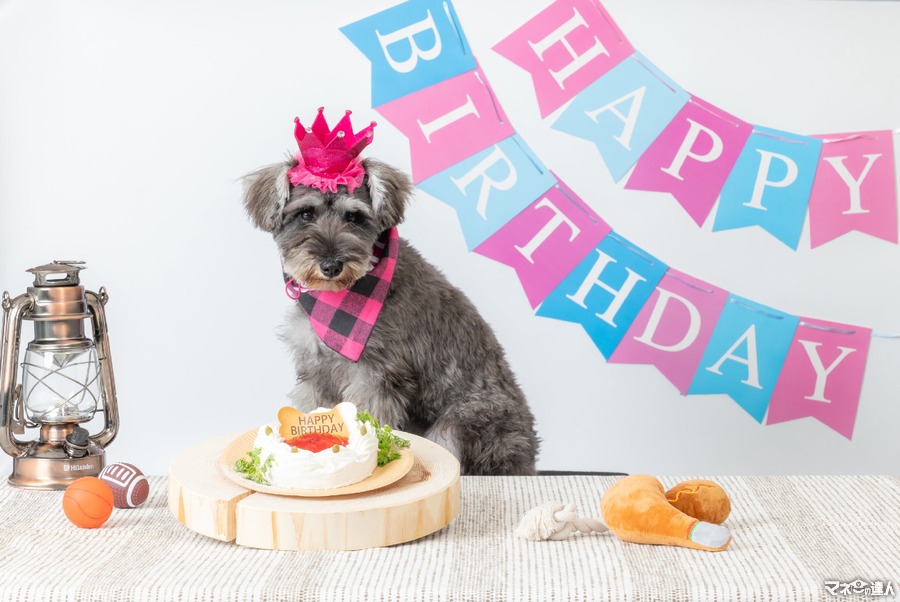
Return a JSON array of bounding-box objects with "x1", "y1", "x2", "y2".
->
[
  {"x1": 493, "y1": 0, "x2": 634, "y2": 118},
  {"x1": 767, "y1": 319, "x2": 871, "y2": 439},
  {"x1": 341, "y1": 0, "x2": 477, "y2": 106}
]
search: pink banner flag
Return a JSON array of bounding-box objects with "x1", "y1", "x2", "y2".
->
[
  {"x1": 474, "y1": 178, "x2": 611, "y2": 308},
  {"x1": 609, "y1": 269, "x2": 729, "y2": 394},
  {"x1": 492, "y1": 0, "x2": 633, "y2": 118},
  {"x1": 625, "y1": 97, "x2": 752, "y2": 227},
  {"x1": 376, "y1": 67, "x2": 515, "y2": 183},
  {"x1": 766, "y1": 318, "x2": 871, "y2": 439},
  {"x1": 808, "y1": 130, "x2": 898, "y2": 248}
]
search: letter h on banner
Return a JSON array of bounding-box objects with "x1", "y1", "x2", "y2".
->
[
  {"x1": 493, "y1": 0, "x2": 634, "y2": 118},
  {"x1": 537, "y1": 232, "x2": 667, "y2": 358}
]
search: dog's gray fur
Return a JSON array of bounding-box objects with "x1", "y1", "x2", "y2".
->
[{"x1": 242, "y1": 156, "x2": 540, "y2": 475}]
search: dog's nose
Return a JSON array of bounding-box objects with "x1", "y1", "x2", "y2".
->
[{"x1": 319, "y1": 259, "x2": 344, "y2": 278}]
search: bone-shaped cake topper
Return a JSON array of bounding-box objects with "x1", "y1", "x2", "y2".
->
[{"x1": 277, "y1": 405, "x2": 350, "y2": 441}]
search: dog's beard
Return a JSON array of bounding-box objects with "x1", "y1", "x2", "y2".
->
[{"x1": 283, "y1": 251, "x2": 369, "y2": 292}]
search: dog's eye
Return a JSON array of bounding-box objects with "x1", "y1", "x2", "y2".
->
[
  {"x1": 344, "y1": 211, "x2": 364, "y2": 225},
  {"x1": 299, "y1": 208, "x2": 316, "y2": 222}
]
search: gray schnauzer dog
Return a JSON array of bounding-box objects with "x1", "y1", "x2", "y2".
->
[{"x1": 242, "y1": 156, "x2": 540, "y2": 475}]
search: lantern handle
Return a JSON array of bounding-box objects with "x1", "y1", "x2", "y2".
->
[
  {"x1": 85, "y1": 288, "x2": 119, "y2": 449},
  {"x1": 0, "y1": 292, "x2": 35, "y2": 457}
]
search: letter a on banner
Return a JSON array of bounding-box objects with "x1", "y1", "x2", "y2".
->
[
  {"x1": 609, "y1": 269, "x2": 729, "y2": 394},
  {"x1": 537, "y1": 233, "x2": 667, "y2": 358},
  {"x1": 376, "y1": 68, "x2": 515, "y2": 182},
  {"x1": 552, "y1": 52, "x2": 689, "y2": 182},
  {"x1": 475, "y1": 177, "x2": 611, "y2": 307},
  {"x1": 808, "y1": 130, "x2": 898, "y2": 248},
  {"x1": 626, "y1": 97, "x2": 752, "y2": 227},
  {"x1": 689, "y1": 296, "x2": 799, "y2": 423},
  {"x1": 493, "y1": 0, "x2": 634, "y2": 118},
  {"x1": 341, "y1": 0, "x2": 477, "y2": 106},
  {"x1": 418, "y1": 135, "x2": 557, "y2": 250},
  {"x1": 767, "y1": 319, "x2": 871, "y2": 439},
  {"x1": 714, "y1": 126, "x2": 822, "y2": 250}
]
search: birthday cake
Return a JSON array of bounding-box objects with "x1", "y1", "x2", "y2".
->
[{"x1": 233, "y1": 401, "x2": 411, "y2": 490}]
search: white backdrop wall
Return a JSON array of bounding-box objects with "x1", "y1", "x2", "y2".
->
[{"x1": 2, "y1": 0, "x2": 899, "y2": 478}]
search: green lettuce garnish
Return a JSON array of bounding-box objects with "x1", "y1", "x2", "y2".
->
[
  {"x1": 357, "y1": 410, "x2": 411, "y2": 467},
  {"x1": 233, "y1": 446, "x2": 274, "y2": 485}
]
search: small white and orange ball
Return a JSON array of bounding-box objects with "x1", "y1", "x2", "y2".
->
[{"x1": 99, "y1": 462, "x2": 150, "y2": 509}]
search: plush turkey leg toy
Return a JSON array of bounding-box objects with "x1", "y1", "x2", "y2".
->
[{"x1": 517, "y1": 474, "x2": 732, "y2": 552}]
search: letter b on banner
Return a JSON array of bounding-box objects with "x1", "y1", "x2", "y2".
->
[{"x1": 341, "y1": 0, "x2": 477, "y2": 106}]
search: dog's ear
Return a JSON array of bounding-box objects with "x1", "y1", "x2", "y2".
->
[
  {"x1": 242, "y1": 159, "x2": 296, "y2": 233},
  {"x1": 362, "y1": 158, "x2": 413, "y2": 231}
]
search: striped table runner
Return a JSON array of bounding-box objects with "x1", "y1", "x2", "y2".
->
[{"x1": 0, "y1": 474, "x2": 897, "y2": 601}]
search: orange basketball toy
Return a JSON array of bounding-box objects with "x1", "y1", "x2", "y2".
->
[{"x1": 62, "y1": 477, "x2": 114, "y2": 529}]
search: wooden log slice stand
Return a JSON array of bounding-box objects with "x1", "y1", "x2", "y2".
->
[{"x1": 168, "y1": 431, "x2": 460, "y2": 551}]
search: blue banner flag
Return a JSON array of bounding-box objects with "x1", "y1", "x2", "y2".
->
[
  {"x1": 418, "y1": 136, "x2": 557, "y2": 250},
  {"x1": 714, "y1": 126, "x2": 823, "y2": 249},
  {"x1": 341, "y1": 0, "x2": 477, "y2": 106},
  {"x1": 688, "y1": 295, "x2": 799, "y2": 423},
  {"x1": 551, "y1": 52, "x2": 689, "y2": 182},
  {"x1": 536, "y1": 232, "x2": 667, "y2": 358}
]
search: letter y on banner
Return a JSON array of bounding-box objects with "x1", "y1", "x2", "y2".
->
[
  {"x1": 493, "y1": 0, "x2": 633, "y2": 118},
  {"x1": 341, "y1": 0, "x2": 476, "y2": 106},
  {"x1": 808, "y1": 130, "x2": 898, "y2": 248},
  {"x1": 767, "y1": 319, "x2": 871, "y2": 439}
]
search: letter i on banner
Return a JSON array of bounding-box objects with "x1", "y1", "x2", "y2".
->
[
  {"x1": 609, "y1": 269, "x2": 729, "y2": 395},
  {"x1": 767, "y1": 319, "x2": 871, "y2": 439},
  {"x1": 688, "y1": 296, "x2": 799, "y2": 423},
  {"x1": 376, "y1": 66, "x2": 516, "y2": 182},
  {"x1": 552, "y1": 52, "x2": 690, "y2": 182},
  {"x1": 341, "y1": 0, "x2": 477, "y2": 106},
  {"x1": 536, "y1": 232, "x2": 667, "y2": 358},
  {"x1": 807, "y1": 130, "x2": 898, "y2": 248},
  {"x1": 418, "y1": 135, "x2": 557, "y2": 250},
  {"x1": 493, "y1": 0, "x2": 634, "y2": 118},
  {"x1": 626, "y1": 97, "x2": 752, "y2": 227},
  {"x1": 475, "y1": 176, "x2": 611, "y2": 307},
  {"x1": 714, "y1": 126, "x2": 822, "y2": 250}
]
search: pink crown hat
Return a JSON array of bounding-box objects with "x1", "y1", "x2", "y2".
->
[{"x1": 288, "y1": 108, "x2": 376, "y2": 194}]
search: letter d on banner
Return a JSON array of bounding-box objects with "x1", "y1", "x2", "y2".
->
[
  {"x1": 609, "y1": 270, "x2": 729, "y2": 394},
  {"x1": 341, "y1": 0, "x2": 477, "y2": 106}
]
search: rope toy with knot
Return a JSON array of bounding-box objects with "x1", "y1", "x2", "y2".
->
[{"x1": 515, "y1": 501, "x2": 609, "y2": 541}]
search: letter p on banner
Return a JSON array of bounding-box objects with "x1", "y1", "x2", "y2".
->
[{"x1": 341, "y1": 0, "x2": 477, "y2": 106}]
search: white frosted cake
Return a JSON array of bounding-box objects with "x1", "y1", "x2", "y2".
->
[{"x1": 252, "y1": 402, "x2": 378, "y2": 490}]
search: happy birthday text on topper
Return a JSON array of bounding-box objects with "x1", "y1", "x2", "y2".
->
[{"x1": 277, "y1": 406, "x2": 350, "y2": 439}]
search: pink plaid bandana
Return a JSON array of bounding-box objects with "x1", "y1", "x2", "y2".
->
[{"x1": 283, "y1": 227, "x2": 399, "y2": 361}]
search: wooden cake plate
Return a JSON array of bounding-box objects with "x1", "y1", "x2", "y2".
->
[{"x1": 168, "y1": 431, "x2": 460, "y2": 551}]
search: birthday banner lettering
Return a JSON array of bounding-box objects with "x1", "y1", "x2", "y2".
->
[{"x1": 343, "y1": 0, "x2": 876, "y2": 438}]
